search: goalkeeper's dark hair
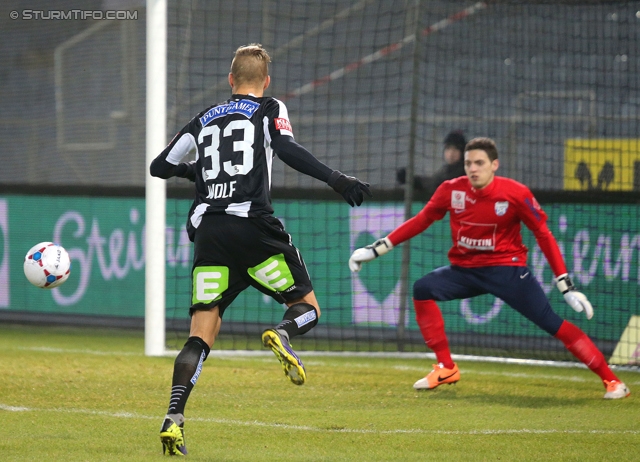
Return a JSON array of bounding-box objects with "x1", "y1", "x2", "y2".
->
[
  {"x1": 230, "y1": 43, "x2": 271, "y2": 88},
  {"x1": 465, "y1": 137, "x2": 498, "y2": 161}
]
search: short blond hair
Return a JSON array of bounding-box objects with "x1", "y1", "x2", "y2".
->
[{"x1": 230, "y1": 44, "x2": 271, "y2": 88}]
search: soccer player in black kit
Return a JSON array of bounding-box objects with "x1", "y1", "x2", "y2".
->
[{"x1": 150, "y1": 44, "x2": 371, "y2": 456}]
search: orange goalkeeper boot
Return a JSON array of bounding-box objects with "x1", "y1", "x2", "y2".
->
[
  {"x1": 603, "y1": 380, "x2": 630, "y2": 399},
  {"x1": 413, "y1": 363, "x2": 460, "y2": 390}
]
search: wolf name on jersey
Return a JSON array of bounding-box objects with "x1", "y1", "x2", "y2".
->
[
  {"x1": 388, "y1": 176, "x2": 567, "y2": 274},
  {"x1": 155, "y1": 94, "x2": 295, "y2": 229}
]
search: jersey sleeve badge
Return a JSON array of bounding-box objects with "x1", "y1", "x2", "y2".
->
[{"x1": 274, "y1": 117, "x2": 293, "y2": 135}]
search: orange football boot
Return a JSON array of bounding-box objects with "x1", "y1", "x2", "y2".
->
[
  {"x1": 413, "y1": 363, "x2": 460, "y2": 390},
  {"x1": 603, "y1": 380, "x2": 630, "y2": 399}
]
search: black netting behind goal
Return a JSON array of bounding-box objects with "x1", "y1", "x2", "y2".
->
[{"x1": 164, "y1": 0, "x2": 640, "y2": 366}]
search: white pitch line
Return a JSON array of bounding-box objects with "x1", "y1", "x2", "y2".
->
[
  {"x1": 1, "y1": 404, "x2": 638, "y2": 435},
  {"x1": 15, "y1": 346, "x2": 640, "y2": 385}
]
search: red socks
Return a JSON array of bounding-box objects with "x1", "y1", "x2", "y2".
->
[
  {"x1": 414, "y1": 303, "x2": 616, "y2": 383},
  {"x1": 555, "y1": 320, "x2": 618, "y2": 383},
  {"x1": 414, "y1": 299, "x2": 455, "y2": 369}
]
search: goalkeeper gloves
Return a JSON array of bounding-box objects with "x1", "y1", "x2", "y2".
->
[
  {"x1": 555, "y1": 273, "x2": 594, "y2": 320},
  {"x1": 327, "y1": 170, "x2": 372, "y2": 207},
  {"x1": 349, "y1": 237, "x2": 393, "y2": 272}
]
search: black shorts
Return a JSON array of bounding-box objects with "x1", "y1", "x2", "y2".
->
[{"x1": 190, "y1": 213, "x2": 313, "y2": 317}]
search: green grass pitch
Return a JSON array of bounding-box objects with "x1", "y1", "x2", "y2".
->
[{"x1": 1, "y1": 324, "x2": 638, "y2": 461}]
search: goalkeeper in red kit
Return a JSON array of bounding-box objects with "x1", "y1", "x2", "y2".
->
[{"x1": 350, "y1": 137, "x2": 630, "y2": 399}]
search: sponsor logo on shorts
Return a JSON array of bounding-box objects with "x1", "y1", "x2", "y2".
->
[
  {"x1": 192, "y1": 266, "x2": 229, "y2": 304},
  {"x1": 248, "y1": 254, "x2": 295, "y2": 293}
]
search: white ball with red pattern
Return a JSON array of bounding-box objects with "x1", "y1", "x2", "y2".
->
[{"x1": 23, "y1": 242, "x2": 71, "y2": 289}]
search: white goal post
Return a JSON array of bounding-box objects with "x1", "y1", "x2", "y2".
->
[{"x1": 145, "y1": 0, "x2": 167, "y2": 356}]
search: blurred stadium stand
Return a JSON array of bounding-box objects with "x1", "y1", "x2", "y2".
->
[{"x1": 0, "y1": 0, "x2": 638, "y2": 192}]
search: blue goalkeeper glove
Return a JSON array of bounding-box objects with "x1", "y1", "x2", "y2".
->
[
  {"x1": 555, "y1": 273, "x2": 593, "y2": 320},
  {"x1": 349, "y1": 237, "x2": 393, "y2": 272}
]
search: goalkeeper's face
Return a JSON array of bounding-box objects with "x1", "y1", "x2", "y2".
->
[{"x1": 464, "y1": 150, "x2": 499, "y2": 189}]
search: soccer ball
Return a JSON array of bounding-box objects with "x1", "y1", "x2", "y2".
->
[{"x1": 23, "y1": 242, "x2": 71, "y2": 289}]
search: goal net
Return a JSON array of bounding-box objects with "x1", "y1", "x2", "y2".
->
[{"x1": 160, "y1": 0, "x2": 640, "y2": 365}]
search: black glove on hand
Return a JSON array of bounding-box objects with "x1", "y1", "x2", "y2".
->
[
  {"x1": 175, "y1": 162, "x2": 197, "y2": 182},
  {"x1": 327, "y1": 170, "x2": 372, "y2": 207}
]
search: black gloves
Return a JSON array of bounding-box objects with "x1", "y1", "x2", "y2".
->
[
  {"x1": 327, "y1": 170, "x2": 372, "y2": 207},
  {"x1": 175, "y1": 162, "x2": 197, "y2": 182}
]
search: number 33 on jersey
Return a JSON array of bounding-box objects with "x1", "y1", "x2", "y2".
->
[{"x1": 160, "y1": 96, "x2": 295, "y2": 221}]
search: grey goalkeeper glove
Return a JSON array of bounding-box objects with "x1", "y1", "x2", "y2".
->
[
  {"x1": 349, "y1": 237, "x2": 393, "y2": 272},
  {"x1": 555, "y1": 273, "x2": 594, "y2": 320}
]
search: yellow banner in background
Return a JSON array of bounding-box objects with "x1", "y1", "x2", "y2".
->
[
  {"x1": 610, "y1": 315, "x2": 640, "y2": 366},
  {"x1": 564, "y1": 139, "x2": 640, "y2": 191}
]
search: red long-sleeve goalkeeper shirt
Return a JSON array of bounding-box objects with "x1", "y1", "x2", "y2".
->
[{"x1": 387, "y1": 176, "x2": 567, "y2": 277}]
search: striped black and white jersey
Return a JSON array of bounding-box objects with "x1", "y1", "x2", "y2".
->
[{"x1": 151, "y1": 94, "x2": 333, "y2": 238}]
